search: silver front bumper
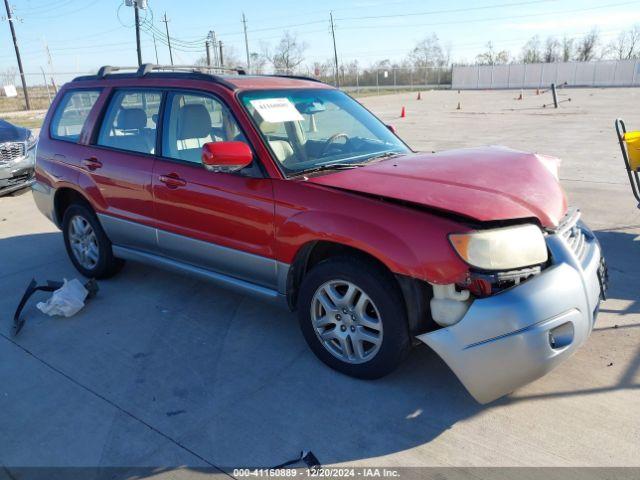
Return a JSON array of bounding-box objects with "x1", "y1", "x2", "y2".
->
[
  {"x1": 0, "y1": 146, "x2": 35, "y2": 195},
  {"x1": 417, "y1": 219, "x2": 603, "y2": 404}
]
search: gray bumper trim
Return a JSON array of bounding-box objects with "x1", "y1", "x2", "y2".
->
[{"x1": 417, "y1": 227, "x2": 603, "y2": 404}]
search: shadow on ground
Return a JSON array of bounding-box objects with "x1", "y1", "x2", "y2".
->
[{"x1": 0, "y1": 232, "x2": 482, "y2": 470}]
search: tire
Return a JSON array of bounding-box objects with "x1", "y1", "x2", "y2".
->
[
  {"x1": 62, "y1": 203, "x2": 124, "y2": 279},
  {"x1": 297, "y1": 256, "x2": 411, "y2": 379}
]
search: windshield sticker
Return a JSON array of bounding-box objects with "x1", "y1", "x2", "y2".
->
[{"x1": 250, "y1": 98, "x2": 304, "y2": 123}]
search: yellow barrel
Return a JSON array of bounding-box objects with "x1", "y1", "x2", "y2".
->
[{"x1": 623, "y1": 131, "x2": 640, "y2": 171}]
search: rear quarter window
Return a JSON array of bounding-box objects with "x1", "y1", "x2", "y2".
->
[{"x1": 50, "y1": 90, "x2": 101, "y2": 142}]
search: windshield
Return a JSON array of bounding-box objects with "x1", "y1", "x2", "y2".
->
[{"x1": 239, "y1": 89, "x2": 410, "y2": 175}]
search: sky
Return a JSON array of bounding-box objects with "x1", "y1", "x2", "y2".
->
[{"x1": 2, "y1": 0, "x2": 640, "y2": 83}]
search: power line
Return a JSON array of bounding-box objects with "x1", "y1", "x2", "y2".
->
[
  {"x1": 335, "y1": 0, "x2": 639, "y2": 31},
  {"x1": 335, "y1": 0, "x2": 555, "y2": 21}
]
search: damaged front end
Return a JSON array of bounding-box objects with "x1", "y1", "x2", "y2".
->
[{"x1": 418, "y1": 209, "x2": 606, "y2": 404}]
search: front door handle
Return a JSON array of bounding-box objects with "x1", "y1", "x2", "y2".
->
[
  {"x1": 159, "y1": 173, "x2": 187, "y2": 189},
  {"x1": 82, "y1": 157, "x2": 102, "y2": 171}
]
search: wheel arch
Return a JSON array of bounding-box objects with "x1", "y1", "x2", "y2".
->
[
  {"x1": 286, "y1": 240, "x2": 434, "y2": 335},
  {"x1": 53, "y1": 187, "x2": 94, "y2": 226}
]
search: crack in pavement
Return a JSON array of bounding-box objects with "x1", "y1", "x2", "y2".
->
[{"x1": 0, "y1": 332, "x2": 234, "y2": 477}]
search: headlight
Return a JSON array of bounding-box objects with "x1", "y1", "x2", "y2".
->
[
  {"x1": 26, "y1": 132, "x2": 38, "y2": 150},
  {"x1": 449, "y1": 224, "x2": 548, "y2": 270},
  {"x1": 23, "y1": 133, "x2": 38, "y2": 166}
]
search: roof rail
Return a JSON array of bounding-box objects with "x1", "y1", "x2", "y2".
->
[
  {"x1": 136, "y1": 64, "x2": 247, "y2": 76},
  {"x1": 271, "y1": 74, "x2": 323, "y2": 83},
  {"x1": 96, "y1": 66, "x2": 140, "y2": 77},
  {"x1": 95, "y1": 64, "x2": 246, "y2": 78}
]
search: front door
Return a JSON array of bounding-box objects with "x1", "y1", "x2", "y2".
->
[{"x1": 152, "y1": 90, "x2": 277, "y2": 289}]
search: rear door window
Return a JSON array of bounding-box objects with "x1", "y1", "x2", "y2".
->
[
  {"x1": 97, "y1": 90, "x2": 162, "y2": 155},
  {"x1": 50, "y1": 90, "x2": 101, "y2": 142}
]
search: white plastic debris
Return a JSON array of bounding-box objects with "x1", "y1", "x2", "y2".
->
[{"x1": 36, "y1": 278, "x2": 89, "y2": 317}]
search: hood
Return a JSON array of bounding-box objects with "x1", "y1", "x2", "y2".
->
[
  {"x1": 307, "y1": 146, "x2": 567, "y2": 228},
  {"x1": 0, "y1": 119, "x2": 30, "y2": 143}
]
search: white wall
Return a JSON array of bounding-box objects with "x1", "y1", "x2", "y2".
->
[{"x1": 452, "y1": 60, "x2": 640, "y2": 89}]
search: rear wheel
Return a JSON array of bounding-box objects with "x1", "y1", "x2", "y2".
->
[
  {"x1": 62, "y1": 203, "x2": 123, "y2": 279},
  {"x1": 297, "y1": 256, "x2": 410, "y2": 379}
]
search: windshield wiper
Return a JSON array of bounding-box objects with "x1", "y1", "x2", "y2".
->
[
  {"x1": 294, "y1": 152, "x2": 402, "y2": 177},
  {"x1": 366, "y1": 151, "x2": 402, "y2": 162},
  {"x1": 296, "y1": 162, "x2": 369, "y2": 176}
]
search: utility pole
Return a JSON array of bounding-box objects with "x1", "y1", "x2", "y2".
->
[
  {"x1": 134, "y1": 2, "x2": 142, "y2": 66},
  {"x1": 242, "y1": 13, "x2": 251, "y2": 72},
  {"x1": 219, "y1": 41, "x2": 224, "y2": 67},
  {"x1": 3, "y1": 0, "x2": 30, "y2": 110},
  {"x1": 42, "y1": 36, "x2": 57, "y2": 93},
  {"x1": 152, "y1": 33, "x2": 159, "y2": 64},
  {"x1": 205, "y1": 41, "x2": 211, "y2": 66},
  {"x1": 209, "y1": 31, "x2": 218, "y2": 67},
  {"x1": 330, "y1": 11, "x2": 340, "y2": 87},
  {"x1": 162, "y1": 12, "x2": 174, "y2": 65}
]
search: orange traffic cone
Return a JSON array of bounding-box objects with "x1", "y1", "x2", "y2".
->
[
  {"x1": 417, "y1": 92, "x2": 421, "y2": 100},
  {"x1": 400, "y1": 106, "x2": 406, "y2": 118}
]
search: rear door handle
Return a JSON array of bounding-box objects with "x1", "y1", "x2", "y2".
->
[
  {"x1": 82, "y1": 157, "x2": 103, "y2": 171},
  {"x1": 159, "y1": 173, "x2": 187, "y2": 189}
]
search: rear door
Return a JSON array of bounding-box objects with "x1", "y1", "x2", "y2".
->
[
  {"x1": 87, "y1": 88, "x2": 162, "y2": 252},
  {"x1": 152, "y1": 90, "x2": 277, "y2": 289},
  {"x1": 43, "y1": 88, "x2": 102, "y2": 187}
]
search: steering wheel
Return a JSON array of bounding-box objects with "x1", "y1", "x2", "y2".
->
[{"x1": 321, "y1": 133, "x2": 350, "y2": 156}]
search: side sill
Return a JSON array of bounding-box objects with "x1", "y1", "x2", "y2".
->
[{"x1": 112, "y1": 245, "x2": 288, "y2": 308}]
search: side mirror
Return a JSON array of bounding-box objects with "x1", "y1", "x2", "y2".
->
[
  {"x1": 386, "y1": 124, "x2": 397, "y2": 134},
  {"x1": 202, "y1": 141, "x2": 253, "y2": 173}
]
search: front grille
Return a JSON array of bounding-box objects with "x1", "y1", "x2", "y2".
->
[
  {"x1": 556, "y1": 208, "x2": 588, "y2": 262},
  {"x1": 0, "y1": 142, "x2": 26, "y2": 165}
]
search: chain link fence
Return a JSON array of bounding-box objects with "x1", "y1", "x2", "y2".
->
[{"x1": 306, "y1": 66, "x2": 453, "y2": 93}]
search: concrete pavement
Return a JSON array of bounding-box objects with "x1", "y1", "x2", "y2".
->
[{"x1": 0, "y1": 88, "x2": 639, "y2": 472}]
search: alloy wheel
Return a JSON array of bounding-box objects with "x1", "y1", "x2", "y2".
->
[
  {"x1": 310, "y1": 280, "x2": 383, "y2": 364},
  {"x1": 68, "y1": 215, "x2": 99, "y2": 270}
]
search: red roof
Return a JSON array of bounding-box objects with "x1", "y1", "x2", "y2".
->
[{"x1": 223, "y1": 75, "x2": 334, "y2": 91}]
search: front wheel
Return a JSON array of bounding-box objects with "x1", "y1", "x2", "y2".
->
[
  {"x1": 62, "y1": 203, "x2": 123, "y2": 279},
  {"x1": 297, "y1": 256, "x2": 410, "y2": 379}
]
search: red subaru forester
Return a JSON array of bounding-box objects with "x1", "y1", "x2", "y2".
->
[{"x1": 33, "y1": 65, "x2": 607, "y2": 403}]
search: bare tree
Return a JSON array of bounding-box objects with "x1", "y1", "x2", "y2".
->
[
  {"x1": 543, "y1": 37, "x2": 561, "y2": 63},
  {"x1": 561, "y1": 36, "x2": 574, "y2": 62},
  {"x1": 606, "y1": 24, "x2": 640, "y2": 59},
  {"x1": 575, "y1": 29, "x2": 599, "y2": 61},
  {"x1": 264, "y1": 32, "x2": 307, "y2": 74},
  {"x1": 408, "y1": 34, "x2": 446, "y2": 68},
  {"x1": 250, "y1": 52, "x2": 267, "y2": 74},
  {"x1": 475, "y1": 42, "x2": 510, "y2": 65},
  {"x1": 0, "y1": 67, "x2": 18, "y2": 86},
  {"x1": 521, "y1": 36, "x2": 542, "y2": 63}
]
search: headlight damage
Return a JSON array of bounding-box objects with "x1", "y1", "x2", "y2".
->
[
  {"x1": 429, "y1": 224, "x2": 549, "y2": 328},
  {"x1": 449, "y1": 224, "x2": 548, "y2": 271}
]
